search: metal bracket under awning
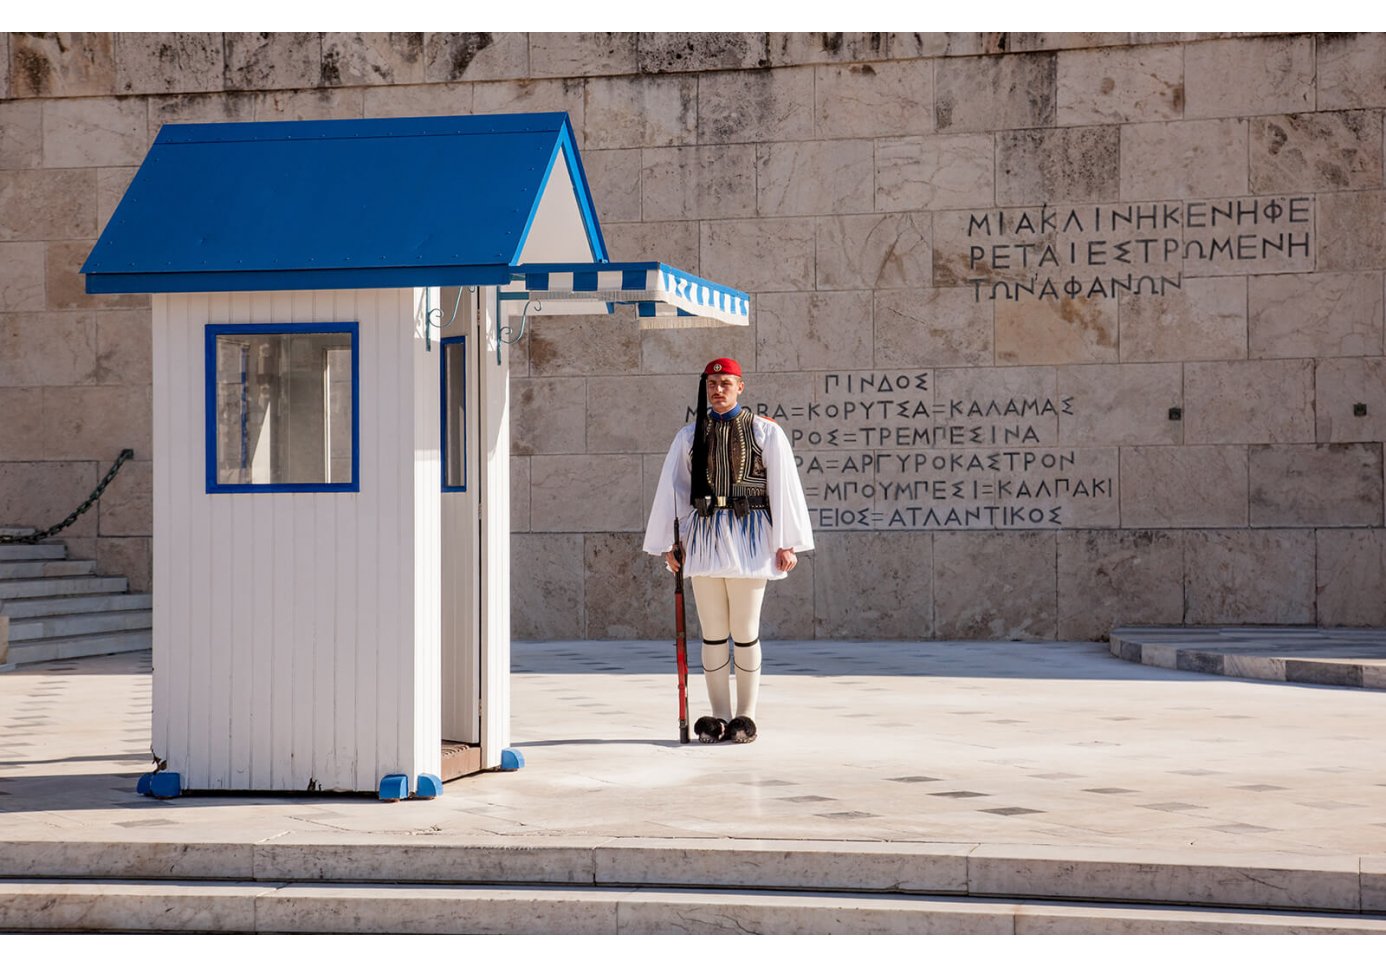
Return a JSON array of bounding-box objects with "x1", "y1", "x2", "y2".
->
[{"x1": 496, "y1": 262, "x2": 750, "y2": 358}]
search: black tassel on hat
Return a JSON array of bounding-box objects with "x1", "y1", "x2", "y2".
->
[{"x1": 690, "y1": 372, "x2": 713, "y2": 507}]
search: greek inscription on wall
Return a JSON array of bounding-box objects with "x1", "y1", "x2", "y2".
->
[
  {"x1": 942, "y1": 196, "x2": 1315, "y2": 301},
  {"x1": 744, "y1": 370, "x2": 1118, "y2": 531}
]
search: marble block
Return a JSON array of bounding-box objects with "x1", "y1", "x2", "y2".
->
[
  {"x1": 223, "y1": 32, "x2": 321, "y2": 91},
  {"x1": 511, "y1": 534, "x2": 585, "y2": 640},
  {"x1": 526, "y1": 314, "x2": 640, "y2": 378},
  {"x1": 1249, "y1": 444, "x2": 1383, "y2": 527},
  {"x1": 754, "y1": 291, "x2": 874, "y2": 372},
  {"x1": 933, "y1": 531, "x2": 1057, "y2": 640},
  {"x1": 1057, "y1": 362, "x2": 1182, "y2": 447},
  {"x1": 637, "y1": 32, "x2": 767, "y2": 73},
  {"x1": 1055, "y1": 45, "x2": 1185, "y2": 125},
  {"x1": 41, "y1": 96, "x2": 148, "y2": 169},
  {"x1": 756, "y1": 552, "x2": 815, "y2": 639},
  {"x1": 996, "y1": 126, "x2": 1121, "y2": 205},
  {"x1": 639, "y1": 322, "x2": 758, "y2": 376},
  {"x1": 888, "y1": 33, "x2": 1001, "y2": 59},
  {"x1": 932, "y1": 365, "x2": 1061, "y2": 445},
  {"x1": 115, "y1": 33, "x2": 224, "y2": 94},
  {"x1": 1317, "y1": 33, "x2": 1386, "y2": 110},
  {"x1": 814, "y1": 60, "x2": 933, "y2": 139},
  {"x1": 1118, "y1": 446, "x2": 1248, "y2": 528},
  {"x1": 96, "y1": 536, "x2": 150, "y2": 592},
  {"x1": 585, "y1": 74, "x2": 697, "y2": 149},
  {"x1": 641, "y1": 144, "x2": 756, "y2": 221},
  {"x1": 1183, "y1": 360, "x2": 1313, "y2": 444},
  {"x1": 1316, "y1": 529, "x2": 1386, "y2": 626},
  {"x1": 584, "y1": 533, "x2": 672, "y2": 638},
  {"x1": 1120, "y1": 120, "x2": 1248, "y2": 200},
  {"x1": 46, "y1": 241, "x2": 148, "y2": 311},
  {"x1": 0, "y1": 462, "x2": 100, "y2": 539},
  {"x1": 935, "y1": 53, "x2": 1057, "y2": 132},
  {"x1": 1118, "y1": 276, "x2": 1247, "y2": 363},
  {"x1": 816, "y1": 213, "x2": 931, "y2": 290},
  {"x1": 0, "y1": 882, "x2": 257, "y2": 934},
  {"x1": 510, "y1": 378, "x2": 588, "y2": 456},
  {"x1": 768, "y1": 33, "x2": 888, "y2": 66},
  {"x1": 511, "y1": 456, "x2": 530, "y2": 532},
  {"x1": 1317, "y1": 191, "x2": 1386, "y2": 271},
  {"x1": 96, "y1": 458, "x2": 152, "y2": 536},
  {"x1": 529, "y1": 33, "x2": 639, "y2": 78},
  {"x1": 1314, "y1": 358, "x2": 1386, "y2": 443},
  {"x1": 423, "y1": 32, "x2": 528, "y2": 82},
  {"x1": 1057, "y1": 530, "x2": 1184, "y2": 640},
  {"x1": 585, "y1": 374, "x2": 701, "y2": 454},
  {"x1": 0, "y1": 242, "x2": 45, "y2": 312},
  {"x1": 1008, "y1": 32, "x2": 1132, "y2": 52},
  {"x1": 0, "y1": 311, "x2": 97, "y2": 386},
  {"x1": 1248, "y1": 271, "x2": 1384, "y2": 359},
  {"x1": 995, "y1": 295, "x2": 1118, "y2": 366},
  {"x1": 0, "y1": 388, "x2": 45, "y2": 460},
  {"x1": 472, "y1": 78, "x2": 586, "y2": 129},
  {"x1": 582, "y1": 149, "x2": 642, "y2": 223},
  {"x1": 1184, "y1": 529, "x2": 1315, "y2": 625},
  {"x1": 251, "y1": 89, "x2": 365, "y2": 123},
  {"x1": 97, "y1": 168, "x2": 138, "y2": 233},
  {"x1": 0, "y1": 101, "x2": 43, "y2": 169},
  {"x1": 361, "y1": 83, "x2": 473, "y2": 119},
  {"x1": 700, "y1": 218, "x2": 815, "y2": 294},
  {"x1": 1183, "y1": 36, "x2": 1314, "y2": 119},
  {"x1": 755, "y1": 139, "x2": 875, "y2": 217},
  {"x1": 148, "y1": 91, "x2": 258, "y2": 126},
  {"x1": 875, "y1": 134, "x2": 996, "y2": 213},
  {"x1": 873, "y1": 288, "x2": 993, "y2": 368},
  {"x1": 321, "y1": 33, "x2": 425, "y2": 87},
  {"x1": 9, "y1": 33, "x2": 115, "y2": 97},
  {"x1": 602, "y1": 221, "x2": 699, "y2": 274},
  {"x1": 40, "y1": 385, "x2": 152, "y2": 461},
  {"x1": 1250, "y1": 112, "x2": 1383, "y2": 193},
  {"x1": 812, "y1": 532, "x2": 933, "y2": 639},
  {"x1": 0, "y1": 33, "x2": 9, "y2": 99},
  {"x1": 530, "y1": 456, "x2": 643, "y2": 533},
  {"x1": 697, "y1": 67, "x2": 815, "y2": 144}
]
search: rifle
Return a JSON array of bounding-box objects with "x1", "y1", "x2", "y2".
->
[{"x1": 673, "y1": 519, "x2": 690, "y2": 744}]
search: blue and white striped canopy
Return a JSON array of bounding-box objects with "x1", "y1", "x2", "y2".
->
[{"x1": 501, "y1": 261, "x2": 750, "y2": 328}]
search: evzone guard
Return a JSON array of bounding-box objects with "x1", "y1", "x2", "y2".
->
[{"x1": 644, "y1": 358, "x2": 814, "y2": 744}]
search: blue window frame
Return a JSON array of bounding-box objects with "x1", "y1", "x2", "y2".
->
[
  {"x1": 204, "y1": 322, "x2": 360, "y2": 494},
  {"x1": 440, "y1": 335, "x2": 467, "y2": 492}
]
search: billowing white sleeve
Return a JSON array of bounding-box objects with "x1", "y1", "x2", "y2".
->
[
  {"x1": 762, "y1": 420, "x2": 814, "y2": 553},
  {"x1": 643, "y1": 425, "x2": 693, "y2": 555}
]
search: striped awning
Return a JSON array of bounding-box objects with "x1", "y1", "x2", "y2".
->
[{"x1": 500, "y1": 261, "x2": 750, "y2": 328}]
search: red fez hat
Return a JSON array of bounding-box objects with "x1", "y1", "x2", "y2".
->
[{"x1": 703, "y1": 357, "x2": 742, "y2": 377}]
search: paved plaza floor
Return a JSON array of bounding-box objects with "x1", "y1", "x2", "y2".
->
[{"x1": 2, "y1": 638, "x2": 1383, "y2": 859}]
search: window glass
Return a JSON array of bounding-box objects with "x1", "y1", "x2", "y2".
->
[
  {"x1": 442, "y1": 337, "x2": 466, "y2": 490},
  {"x1": 210, "y1": 327, "x2": 356, "y2": 489}
]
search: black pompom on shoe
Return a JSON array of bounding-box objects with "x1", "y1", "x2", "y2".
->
[
  {"x1": 725, "y1": 716, "x2": 757, "y2": 744},
  {"x1": 694, "y1": 716, "x2": 726, "y2": 744}
]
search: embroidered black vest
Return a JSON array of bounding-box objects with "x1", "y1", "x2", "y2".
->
[{"x1": 695, "y1": 409, "x2": 769, "y2": 518}]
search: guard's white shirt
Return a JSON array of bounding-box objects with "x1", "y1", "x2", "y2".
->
[{"x1": 644, "y1": 415, "x2": 814, "y2": 580}]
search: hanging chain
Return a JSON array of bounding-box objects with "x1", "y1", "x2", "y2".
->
[{"x1": 0, "y1": 449, "x2": 136, "y2": 545}]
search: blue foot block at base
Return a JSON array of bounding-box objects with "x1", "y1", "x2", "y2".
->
[
  {"x1": 414, "y1": 773, "x2": 443, "y2": 799},
  {"x1": 136, "y1": 773, "x2": 154, "y2": 796},
  {"x1": 378, "y1": 773, "x2": 409, "y2": 801},
  {"x1": 149, "y1": 772, "x2": 182, "y2": 799},
  {"x1": 499, "y1": 748, "x2": 525, "y2": 771}
]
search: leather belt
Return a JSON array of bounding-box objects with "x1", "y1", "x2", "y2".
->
[{"x1": 694, "y1": 495, "x2": 770, "y2": 518}]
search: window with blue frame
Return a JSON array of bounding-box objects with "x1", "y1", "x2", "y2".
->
[
  {"x1": 441, "y1": 335, "x2": 467, "y2": 491},
  {"x1": 205, "y1": 322, "x2": 359, "y2": 493}
]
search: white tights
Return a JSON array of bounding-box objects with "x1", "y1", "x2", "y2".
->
[{"x1": 690, "y1": 576, "x2": 766, "y2": 721}]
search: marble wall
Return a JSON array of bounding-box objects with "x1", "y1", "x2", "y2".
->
[{"x1": 2, "y1": 32, "x2": 1383, "y2": 638}]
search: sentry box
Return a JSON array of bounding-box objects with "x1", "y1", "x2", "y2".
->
[{"x1": 83, "y1": 113, "x2": 748, "y2": 800}]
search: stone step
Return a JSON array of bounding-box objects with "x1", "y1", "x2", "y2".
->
[
  {"x1": 7, "y1": 608, "x2": 152, "y2": 642},
  {"x1": 0, "y1": 575, "x2": 128, "y2": 601},
  {"x1": 5, "y1": 629, "x2": 151, "y2": 665},
  {"x1": 0, "y1": 880, "x2": 1382, "y2": 934},
  {"x1": 0, "y1": 592, "x2": 152, "y2": 619},
  {"x1": 0, "y1": 543, "x2": 68, "y2": 561},
  {"x1": 0, "y1": 559, "x2": 95, "y2": 580}
]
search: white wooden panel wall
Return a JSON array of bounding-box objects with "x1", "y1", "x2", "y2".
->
[
  {"x1": 479, "y1": 288, "x2": 511, "y2": 768},
  {"x1": 152, "y1": 288, "x2": 440, "y2": 792}
]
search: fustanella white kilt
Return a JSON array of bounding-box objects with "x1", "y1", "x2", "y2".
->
[{"x1": 644, "y1": 416, "x2": 814, "y2": 580}]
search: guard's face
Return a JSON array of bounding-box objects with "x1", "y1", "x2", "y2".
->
[{"x1": 707, "y1": 374, "x2": 744, "y2": 413}]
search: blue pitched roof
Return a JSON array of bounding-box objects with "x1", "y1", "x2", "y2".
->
[{"x1": 83, "y1": 113, "x2": 608, "y2": 294}]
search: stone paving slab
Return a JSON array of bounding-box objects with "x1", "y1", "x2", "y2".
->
[
  {"x1": 1111, "y1": 626, "x2": 1386, "y2": 689},
  {"x1": 2, "y1": 642, "x2": 1385, "y2": 918}
]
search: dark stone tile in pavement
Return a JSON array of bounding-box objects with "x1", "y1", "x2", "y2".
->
[
  {"x1": 981, "y1": 807, "x2": 1045, "y2": 815},
  {"x1": 887, "y1": 776, "x2": 942, "y2": 783},
  {"x1": 1177, "y1": 650, "x2": 1225, "y2": 674},
  {"x1": 931, "y1": 790, "x2": 989, "y2": 798},
  {"x1": 1285, "y1": 660, "x2": 1362, "y2": 687},
  {"x1": 1083, "y1": 787, "x2": 1138, "y2": 794},
  {"x1": 778, "y1": 795, "x2": 834, "y2": 803}
]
